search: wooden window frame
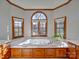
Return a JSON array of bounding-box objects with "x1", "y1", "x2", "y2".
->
[
  {"x1": 31, "y1": 11, "x2": 48, "y2": 37},
  {"x1": 54, "y1": 16, "x2": 67, "y2": 39},
  {"x1": 12, "y1": 16, "x2": 24, "y2": 39}
]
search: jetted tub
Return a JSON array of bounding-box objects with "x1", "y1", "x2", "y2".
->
[
  {"x1": 11, "y1": 39, "x2": 69, "y2": 58},
  {"x1": 16, "y1": 39, "x2": 68, "y2": 48},
  {"x1": 18, "y1": 39, "x2": 52, "y2": 46}
]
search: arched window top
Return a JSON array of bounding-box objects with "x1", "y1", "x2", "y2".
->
[
  {"x1": 31, "y1": 11, "x2": 47, "y2": 37},
  {"x1": 32, "y1": 12, "x2": 46, "y2": 20}
]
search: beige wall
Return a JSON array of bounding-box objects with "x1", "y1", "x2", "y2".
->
[
  {"x1": 0, "y1": 0, "x2": 25, "y2": 40},
  {"x1": 9, "y1": 3, "x2": 25, "y2": 39},
  {"x1": 23, "y1": 11, "x2": 54, "y2": 37},
  {"x1": 0, "y1": 0, "x2": 11, "y2": 40},
  {"x1": 52, "y1": 0, "x2": 79, "y2": 40}
]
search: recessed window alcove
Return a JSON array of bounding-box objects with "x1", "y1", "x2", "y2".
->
[{"x1": 31, "y1": 11, "x2": 48, "y2": 37}]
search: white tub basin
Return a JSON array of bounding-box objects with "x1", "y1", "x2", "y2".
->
[{"x1": 18, "y1": 39, "x2": 51, "y2": 46}]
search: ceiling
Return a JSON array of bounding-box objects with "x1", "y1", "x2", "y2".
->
[{"x1": 7, "y1": 0, "x2": 71, "y2": 10}]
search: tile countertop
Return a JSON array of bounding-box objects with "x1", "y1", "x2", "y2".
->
[
  {"x1": 67, "y1": 39, "x2": 79, "y2": 46},
  {"x1": 11, "y1": 38, "x2": 79, "y2": 48},
  {"x1": 1, "y1": 39, "x2": 79, "y2": 48},
  {"x1": 10, "y1": 45, "x2": 68, "y2": 48}
]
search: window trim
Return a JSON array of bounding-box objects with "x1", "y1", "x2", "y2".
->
[
  {"x1": 54, "y1": 16, "x2": 67, "y2": 39},
  {"x1": 12, "y1": 16, "x2": 24, "y2": 39},
  {"x1": 31, "y1": 11, "x2": 48, "y2": 37}
]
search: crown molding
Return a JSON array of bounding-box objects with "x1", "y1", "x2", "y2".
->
[{"x1": 7, "y1": 0, "x2": 72, "y2": 11}]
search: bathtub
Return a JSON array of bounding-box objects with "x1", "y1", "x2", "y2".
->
[
  {"x1": 17, "y1": 39, "x2": 68, "y2": 47},
  {"x1": 11, "y1": 39, "x2": 69, "y2": 58},
  {"x1": 11, "y1": 38, "x2": 68, "y2": 48},
  {"x1": 18, "y1": 39, "x2": 52, "y2": 46},
  {"x1": 18, "y1": 39, "x2": 52, "y2": 45}
]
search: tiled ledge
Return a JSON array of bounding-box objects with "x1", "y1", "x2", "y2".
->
[
  {"x1": 0, "y1": 40, "x2": 11, "y2": 45},
  {"x1": 67, "y1": 39, "x2": 79, "y2": 46}
]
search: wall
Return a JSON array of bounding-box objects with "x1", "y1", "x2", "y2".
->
[
  {"x1": 0, "y1": 0, "x2": 53, "y2": 39},
  {"x1": 5, "y1": 1, "x2": 54, "y2": 39},
  {"x1": 9, "y1": 3, "x2": 25, "y2": 39},
  {"x1": 23, "y1": 0, "x2": 79, "y2": 39},
  {"x1": 53, "y1": 0, "x2": 79, "y2": 40},
  {"x1": 0, "y1": 0, "x2": 11, "y2": 40},
  {"x1": 0, "y1": 0, "x2": 25, "y2": 40},
  {"x1": 23, "y1": 11, "x2": 54, "y2": 37},
  {"x1": 0, "y1": 0, "x2": 79, "y2": 40}
]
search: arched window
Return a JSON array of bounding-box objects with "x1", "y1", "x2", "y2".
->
[{"x1": 31, "y1": 11, "x2": 48, "y2": 37}]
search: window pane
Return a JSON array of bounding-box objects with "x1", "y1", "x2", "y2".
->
[
  {"x1": 60, "y1": 29, "x2": 64, "y2": 34},
  {"x1": 55, "y1": 16, "x2": 66, "y2": 39},
  {"x1": 57, "y1": 24, "x2": 64, "y2": 29},
  {"x1": 32, "y1": 32, "x2": 38, "y2": 35},
  {"x1": 18, "y1": 22, "x2": 22, "y2": 27},
  {"x1": 12, "y1": 16, "x2": 24, "y2": 38},
  {"x1": 40, "y1": 20, "x2": 46, "y2": 35},
  {"x1": 19, "y1": 28, "x2": 22, "y2": 33},
  {"x1": 32, "y1": 12, "x2": 47, "y2": 36},
  {"x1": 32, "y1": 20, "x2": 38, "y2": 31},
  {"x1": 14, "y1": 21, "x2": 22, "y2": 27},
  {"x1": 14, "y1": 21, "x2": 19, "y2": 23},
  {"x1": 14, "y1": 20, "x2": 22, "y2": 35},
  {"x1": 32, "y1": 13, "x2": 46, "y2": 19},
  {"x1": 19, "y1": 32, "x2": 22, "y2": 36},
  {"x1": 15, "y1": 32, "x2": 18, "y2": 37},
  {"x1": 40, "y1": 22, "x2": 46, "y2": 28},
  {"x1": 14, "y1": 23, "x2": 19, "y2": 27},
  {"x1": 14, "y1": 28, "x2": 18, "y2": 33},
  {"x1": 32, "y1": 21, "x2": 38, "y2": 36},
  {"x1": 40, "y1": 31, "x2": 46, "y2": 35}
]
